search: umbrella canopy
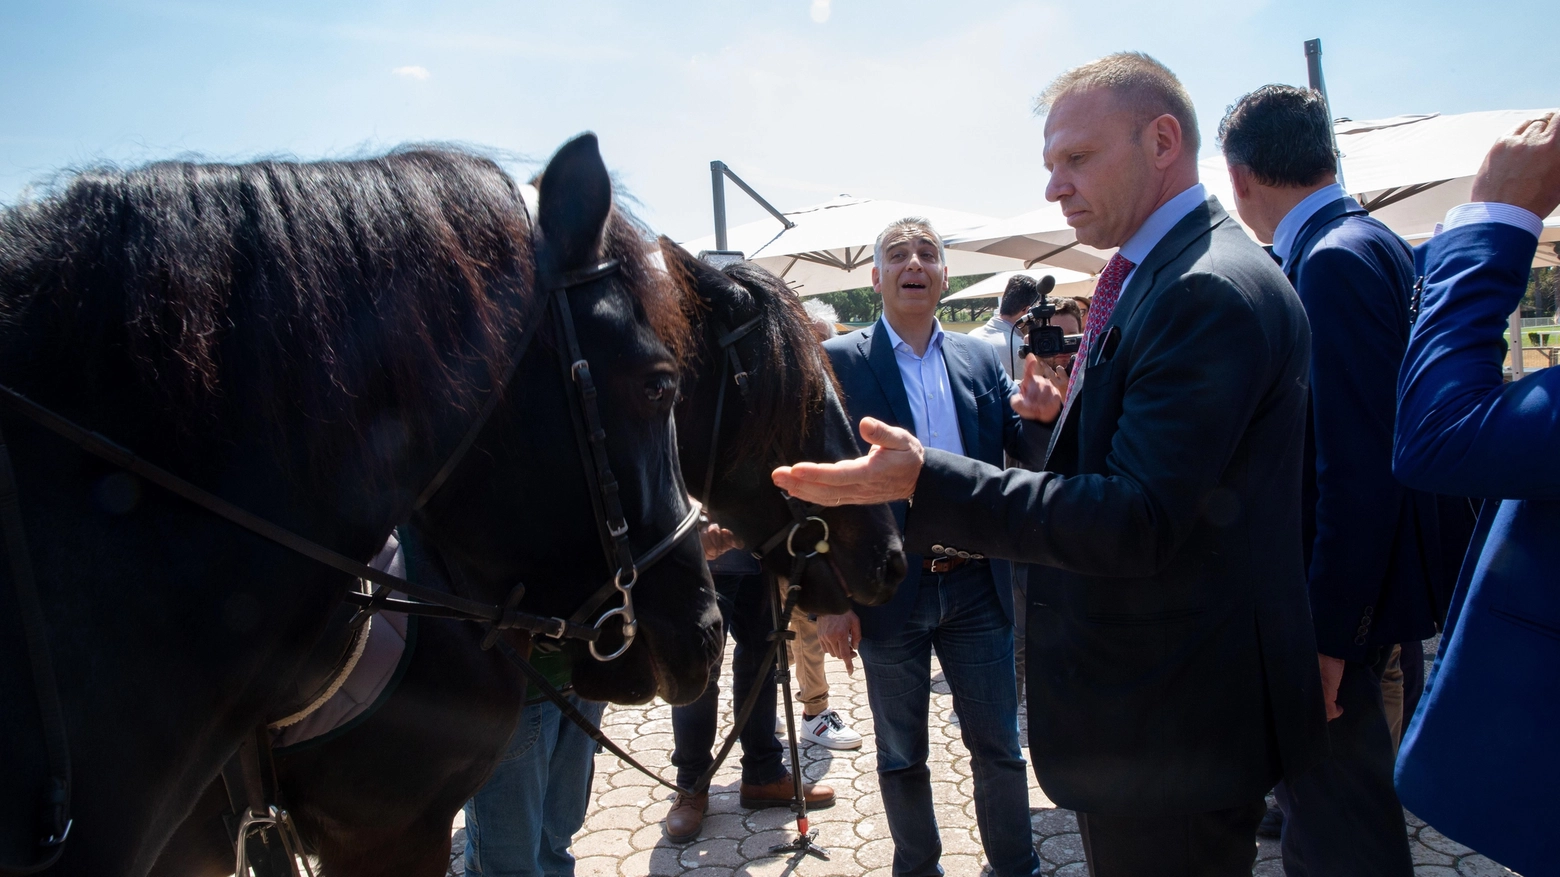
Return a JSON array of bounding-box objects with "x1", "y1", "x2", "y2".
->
[
  {"x1": 680, "y1": 194, "x2": 1026, "y2": 296},
  {"x1": 950, "y1": 108, "x2": 1560, "y2": 271},
  {"x1": 943, "y1": 199, "x2": 1116, "y2": 274},
  {"x1": 941, "y1": 267, "x2": 1096, "y2": 303},
  {"x1": 1199, "y1": 108, "x2": 1560, "y2": 266}
]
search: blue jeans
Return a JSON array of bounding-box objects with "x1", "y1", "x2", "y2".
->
[
  {"x1": 463, "y1": 693, "x2": 607, "y2": 877},
  {"x1": 670, "y1": 573, "x2": 784, "y2": 789},
  {"x1": 858, "y1": 564, "x2": 1040, "y2": 877}
]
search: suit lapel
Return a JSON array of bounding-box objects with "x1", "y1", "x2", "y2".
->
[
  {"x1": 1110, "y1": 197, "x2": 1225, "y2": 333},
  {"x1": 864, "y1": 323, "x2": 916, "y2": 432},
  {"x1": 941, "y1": 334, "x2": 981, "y2": 459},
  {"x1": 1041, "y1": 197, "x2": 1224, "y2": 468}
]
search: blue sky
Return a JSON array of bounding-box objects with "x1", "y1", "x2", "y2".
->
[{"x1": 3, "y1": 1, "x2": 1555, "y2": 241}]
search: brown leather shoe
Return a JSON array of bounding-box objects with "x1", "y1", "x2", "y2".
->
[
  {"x1": 738, "y1": 772, "x2": 835, "y2": 810},
  {"x1": 664, "y1": 792, "x2": 707, "y2": 843}
]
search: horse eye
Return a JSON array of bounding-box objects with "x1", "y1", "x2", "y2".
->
[{"x1": 644, "y1": 376, "x2": 675, "y2": 403}]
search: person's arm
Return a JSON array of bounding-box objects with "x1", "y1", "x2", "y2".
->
[
  {"x1": 1300, "y1": 244, "x2": 1413, "y2": 661},
  {"x1": 1394, "y1": 112, "x2": 1560, "y2": 498},
  {"x1": 1393, "y1": 222, "x2": 1560, "y2": 497},
  {"x1": 907, "y1": 271, "x2": 1282, "y2": 577}
]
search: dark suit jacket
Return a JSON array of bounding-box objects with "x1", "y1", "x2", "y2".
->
[
  {"x1": 1393, "y1": 221, "x2": 1560, "y2": 877},
  {"x1": 823, "y1": 321, "x2": 1044, "y2": 641},
  {"x1": 904, "y1": 197, "x2": 1329, "y2": 815},
  {"x1": 1285, "y1": 196, "x2": 1444, "y2": 659}
]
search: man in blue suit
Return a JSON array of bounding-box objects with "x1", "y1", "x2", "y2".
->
[
  {"x1": 1219, "y1": 84, "x2": 1445, "y2": 876},
  {"x1": 815, "y1": 217, "x2": 1045, "y2": 877},
  {"x1": 1393, "y1": 112, "x2": 1560, "y2": 877}
]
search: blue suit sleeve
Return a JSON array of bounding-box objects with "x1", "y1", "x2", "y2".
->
[
  {"x1": 1298, "y1": 243, "x2": 1411, "y2": 659},
  {"x1": 1394, "y1": 223, "x2": 1560, "y2": 498}
]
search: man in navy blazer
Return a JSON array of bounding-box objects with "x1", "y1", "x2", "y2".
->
[
  {"x1": 1393, "y1": 113, "x2": 1560, "y2": 877},
  {"x1": 1220, "y1": 84, "x2": 1444, "y2": 875},
  {"x1": 815, "y1": 217, "x2": 1045, "y2": 877}
]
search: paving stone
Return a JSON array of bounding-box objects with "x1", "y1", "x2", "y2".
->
[
  {"x1": 1456, "y1": 854, "x2": 1519, "y2": 876},
  {"x1": 620, "y1": 848, "x2": 686, "y2": 876},
  {"x1": 442, "y1": 644, "x2": 1488, "y2": 877},
  {"x1": 1038, "y1": 833, "x2": 1085, "y2": 867},
  {"x1": 679, "y1": 837, "x2": 745, "y2": 870},
  {"x1": 573, "y1": 856, "x2": 619, "y2": 877},
  {"x1": 1030, "y1": 807, "x2": 1077, "y2": 837}
]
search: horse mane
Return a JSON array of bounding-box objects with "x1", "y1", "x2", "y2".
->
[
  {"x1": 664, "y1": 251, "x2": 835, "y2": 469},
  {"x1": 0, "y1": 146, "x2": 686, "y2": 474}
]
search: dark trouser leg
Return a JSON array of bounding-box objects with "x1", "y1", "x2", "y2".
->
[
  {"x1": 1011, "y1": 565, "x2": 1027, "y2": 704},
  {"x1": 931, "y1": 565, "x2": 1039, "y2": 877},
  {"x1": 727, "y1": 572, "x2": 784, "y2": 785},
  {"x1": 858, "y1": 576, "x2": 940, "y2": 877},
  {"x1": 1275, "y1": 650, "x2": 1414, "y2": 877},
  {"x1": 1077, "y1": 801, "x2": 1266, "y2": 877}
]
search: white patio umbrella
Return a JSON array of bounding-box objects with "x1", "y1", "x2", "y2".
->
[
  {"x1": 941, "y1": 267, "x2": 1097, "y2": 303},
  {"x1": 943, "y1": 199, "x2": 1116, "y2": 274},
  {"x1": 1199, "y1": 108, "x2": 1560, "y2": 266},
  {"x1": 679, "y1": 195, "x2": 1027, "y2": 296}
]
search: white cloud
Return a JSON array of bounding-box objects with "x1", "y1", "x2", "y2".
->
[
  {"x1": 391, "y1": 65, "x2": 431, "y2": 80},
  {"x1": 809, "y1": 0, "x2": 831, "y2": 24}
]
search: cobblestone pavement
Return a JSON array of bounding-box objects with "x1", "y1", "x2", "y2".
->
[{"x1": 447, "y1": 650, "x2": 1518, "y2": 877}]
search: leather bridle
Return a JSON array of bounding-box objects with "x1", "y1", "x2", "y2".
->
[
  {"x1": 694, "y1": 311, "x2": 836, "y2": 581},
  {"x1": 0, "y1": 256, "x2": 699, "y2": 872}
]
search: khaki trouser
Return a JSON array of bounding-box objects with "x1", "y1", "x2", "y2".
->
[
  {"x1": 786, "y1": 606, "x2": 830, "y2": 715},
  {"x1": 1380, "y1": 643, "x2": 1406, "y2": 752}
]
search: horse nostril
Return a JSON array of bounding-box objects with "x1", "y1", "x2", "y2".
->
[{"x1": 884, "y1": 549, "x2": 908, "y2": 588}]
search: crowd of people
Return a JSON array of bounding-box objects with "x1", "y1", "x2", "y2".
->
[{"x1": 463, "y1": 51, "x2": 1559, "y2": 877}]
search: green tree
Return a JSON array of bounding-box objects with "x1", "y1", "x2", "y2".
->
[
  {"x1": 813, "y1": 287, "x2": 879, "y2": 323},
  {"x1": 1524, "y1": 266, "x2": 1559, "y2": 321}
]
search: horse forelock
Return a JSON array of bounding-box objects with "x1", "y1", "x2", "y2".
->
[
  {"x1": 664, "y1": 253, "x2": 834, "y2": 472},
  {"x1": 0, "y1": 146, "x2": 539, "y2": 474},
  {"x1": 604, "y1": 209, "x2": 695, "y2": 370}
]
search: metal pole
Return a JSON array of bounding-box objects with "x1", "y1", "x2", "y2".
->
[
  {"x1": 711, "y1": 161, "x2": 729, "y2": 251},
  {"x1": 1510, "y1": 309, "x2": 1526, "y2": 379},
  {"x1": 720, "y1": 166, "x2": 796, "y2": 230},
  {"x1": 1305, "y1": 39, "x2": 1346, "y2": 192}
]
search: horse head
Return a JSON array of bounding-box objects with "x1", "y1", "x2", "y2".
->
[
  {"x1": 409, "y1": 134, "x2": 720, "y2": 706},
  {"x1": 661, "y1": 242, "x2": 906, "y2": 616}
]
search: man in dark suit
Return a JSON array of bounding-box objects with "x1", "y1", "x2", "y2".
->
[
  {"x1": 776, "y1": 53, "x2": 1328, "y2": 876},
  {"x1": 1394, "y1": 112, "x2": 1560, "y2": 877},
  {"x1": 1219, "y1": 83, "x2": 1441, "y2": 876},
  {"x1": 815, "y1": 217, "x2": 1045, "y2": 877}
]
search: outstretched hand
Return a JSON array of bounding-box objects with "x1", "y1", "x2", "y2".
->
[
  {"x1": 772, "y1": 417, "x2": 922, "y2": 506},
  {"x1": 1010, "y1": 353, "x2": 1066, "y2": 424},
  {"x1": 1472, "y1": 111, "x2": 1560, "y2": 219}
]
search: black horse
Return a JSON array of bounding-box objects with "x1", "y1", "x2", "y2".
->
[
  {"x1": 0, "y1": 135, "x2": 720, "y2": 877},
  {"x1": 149, "y1": 238, "x2": 907, "y2": 877}
]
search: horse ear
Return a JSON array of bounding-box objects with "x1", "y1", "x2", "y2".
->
[{"x1": 539, "y1": 133, "x2": 612, "y2": 270}]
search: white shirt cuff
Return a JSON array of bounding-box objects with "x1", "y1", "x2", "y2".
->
[{"x1": 1443, "y1": 203, "x2": 1544, "y2": 239}]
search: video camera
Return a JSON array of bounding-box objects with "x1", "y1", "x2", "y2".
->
[{"x1": 1014, "y1": 274, "x2": 1082, "y2": 363}]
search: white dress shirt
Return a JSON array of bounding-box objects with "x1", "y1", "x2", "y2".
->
[
  {"x1": 1271, "y1": 183, "x2": 1349, "y2": 269},
  {"x1": 879, "y1": 317, "x2": 967, "y2": 456},
  {"x1": 1116, "y1": 183, "x2": 1210, "y2": 291},
  {"x1": 968, "y1": 315, "x2": 1022, "y2": 378}
]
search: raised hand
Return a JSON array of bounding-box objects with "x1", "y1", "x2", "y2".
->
[
  {"x1": 772, "y1": 417, "x2": 923, "y2": 506},
  {"x1": 1471, "y1": 112, "x2": 1560, "y2": 219},
  {"x1": 1011, "y1": 353, "x2": 1066, "y2": 424}
]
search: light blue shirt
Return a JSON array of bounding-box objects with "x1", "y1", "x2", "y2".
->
[
  {"x1": 1272, "y1": 183, "x2": 1349, "y2": 268},
  {"x1": 1117, "y1": 183, "x2": 1209, "y2": 291},
  {"x1": 878, "y1": 317, "x2": 966, "y2": 456}
]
